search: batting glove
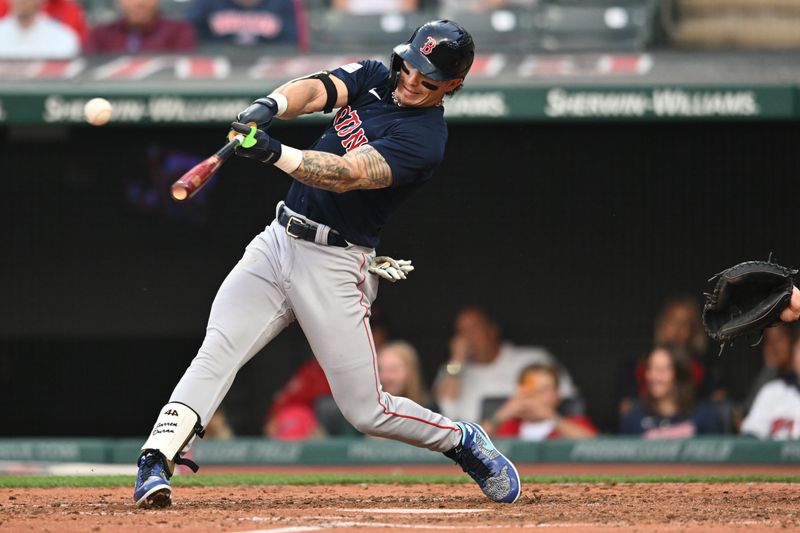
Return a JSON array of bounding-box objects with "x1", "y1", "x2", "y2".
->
[
  {"x1": 230, "y1": 122, "x2": 282, "y2": 164},
  {"x1": 368, "y1": 256, "x2": 414, "y2": 282},
  {"x1": 237, "y1": 97, "x2": 278, "y2": 130}
]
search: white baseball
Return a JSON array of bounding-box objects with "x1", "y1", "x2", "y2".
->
[{"x1": 84, "y1": 97, "x2": 113, "y2": 126}]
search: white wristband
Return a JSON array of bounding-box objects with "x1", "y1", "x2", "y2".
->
[
  {"x1": 267, "y1": 92, "x2": 288, "y2": 117},
  {"x1": 275, "y1": 145, "x2": 303, "y2": 174}
]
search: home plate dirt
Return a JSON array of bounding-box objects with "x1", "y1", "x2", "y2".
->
[{"x1": 2, "y1": 483, "x2": 799, "y2": 532}]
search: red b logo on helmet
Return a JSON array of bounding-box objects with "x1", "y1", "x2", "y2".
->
[{"x1": 419, "y1": 36, "x2": 436, "y2": 56}]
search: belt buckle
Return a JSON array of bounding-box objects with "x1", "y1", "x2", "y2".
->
[{"x1": 285, "y1": 215, "x2": 304, "y2": 239}]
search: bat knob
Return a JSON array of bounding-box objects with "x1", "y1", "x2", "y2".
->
[{"x1": 171, "y1": 183, "x2": 189, "y2": 201}]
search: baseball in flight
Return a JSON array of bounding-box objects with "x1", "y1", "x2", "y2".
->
[{"x1": 84, "y1": 97, "x2": 113, "y2": 126}]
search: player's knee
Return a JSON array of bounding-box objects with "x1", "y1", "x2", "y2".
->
[{"x1": 339, "y1": 404, "x2": 385, "y2": 436}]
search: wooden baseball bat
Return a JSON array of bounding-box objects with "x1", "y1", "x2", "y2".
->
[{"x1": 170, "y1": 133, "x2": 245, "y2": 202}]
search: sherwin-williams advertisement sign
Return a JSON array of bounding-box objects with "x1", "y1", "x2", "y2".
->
[{"x1": 0, "y1": 85, "x2": 794, "y2": 124}]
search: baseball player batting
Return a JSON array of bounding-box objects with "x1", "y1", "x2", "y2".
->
[{"x1": 133, "y1": 19, "x2": 521, "y2": 508}]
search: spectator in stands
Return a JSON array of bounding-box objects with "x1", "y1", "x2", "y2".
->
[
  {"x1": 435, "y1": 305, "x2": 580, "y2": 424},
  {"x1": 0, "y1": 0, "x2": 80, "y2": 58},
  {"x1": 270, "y1": 404, "x2": 323, "y2": 440},
  {"x1": 486, "y1": 363, "x2": 597, "y2": 441},
  {"x1": 378, "y1": 341, "x2": 431, "y2": 409},
  {"x1": 741, "y1": 323, "x2": 795, "y2": 417},
  {"x1": 85, "y1": 0, "x2": 196, "y2": 54},
  {"x1": 0, "y1": 0, "x2": 86, "y2": 42},
  {"x1": 204, "y1": 408, "x2": 234, "y2": 439},
  {"x1": 263, "y1": 356, "x2": 331, "y2": 438},
  {"x1": 741, "y1": 332, "x2": 800, "y2": 440},
  {"x1": 620, "y1": 344, "x2": 721, "y2": 438},
  {"x1": 187, "y1": 0, "x2": 307, "y2": 50},
  {"x1": 619, "y1": 296, "x2": 717, "y2": 416},
  {"x1": 331, "y1": 0, "x2": 417, "y2": 15}
]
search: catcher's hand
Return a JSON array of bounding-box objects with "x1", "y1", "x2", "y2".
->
[
  {"x1": 702, "y1": 260, "x2": 798, "y2": 347},
  {"x1": 780, "y1": 286, "x2": 800, "y2": 322},
  {"x1": 368, "y1": 256, "x2": 414, "y2": 282}
]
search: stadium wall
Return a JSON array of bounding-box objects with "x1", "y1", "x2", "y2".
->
[{"x1": 1, "y1": 120, "x2": 799, "y2": 436}]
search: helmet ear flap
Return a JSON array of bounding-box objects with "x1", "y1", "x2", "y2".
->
[{"x1": 388, "y1": 52, "x2": 403, "y2": 89}]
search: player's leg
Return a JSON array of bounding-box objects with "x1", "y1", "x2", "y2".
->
[
  {"x1": 286, "y1": 242, "x2": 458, "y2": 449},
  {"x1": 135, "y1": 223, "x2": 293, "y2": 508},
  {"x1": 286, "y1": 241, "x2": 520, "y2": 503}
]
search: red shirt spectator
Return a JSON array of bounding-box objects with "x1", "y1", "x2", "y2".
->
[
  {"x1": 0, "y1": 0, "x2": 87, "y2": 41},
  {"x1": 485, "y1": 363, "x2": 596, "y2": 441},
  {"x1": 264, "y1": 358, "x2": 331, "y2": 431},
  {"x1": 85, "y1": 0, "x2": 196, "y2": 53}
]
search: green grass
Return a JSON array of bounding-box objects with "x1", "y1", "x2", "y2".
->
[{"x1": 1, "y1": 473, "x2": 799, "y2": 488}]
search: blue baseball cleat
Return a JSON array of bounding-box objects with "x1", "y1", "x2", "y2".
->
[
  {"x1": 133, "y1": 451, "x2": 172, "y2": 508},
  {"x1": 444, "y1": 422, "x2": 521, "y2": 503}
]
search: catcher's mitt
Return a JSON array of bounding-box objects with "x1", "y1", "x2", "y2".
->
[{"x1": 702, "y1": 260, "x2": 798, "y2": 348}]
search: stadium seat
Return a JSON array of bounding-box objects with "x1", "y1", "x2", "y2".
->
[
  {"x1": 480, "y1": 397, "x2": 508, "y2": 422},
  {"x1": 435, "y1": 7, "x2": 536, "y2": 53},
  {"x1": 532, "y1": 0, "x2": 658, "y2": 51},
  {"x1": 309, "y1": 7, "x2": 536, "y2": 54},
  {"x1": 308, "y1": 9, "x2": 417, "y2": 53},
  {"x1": 83, "y1": 0, "x2": 192, "y2": 25}
]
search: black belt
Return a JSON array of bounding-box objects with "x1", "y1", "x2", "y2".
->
[{"x1": 278, "y1": 207, "x2": 348, "y2": 248}]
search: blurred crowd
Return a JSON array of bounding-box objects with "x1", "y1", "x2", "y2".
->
[
  {"x1": 2, "y1": 0, "x2": 799, "y2": 59},
  {"x1": 201, "y1": 295, "x2": 800, "y2": 442}
]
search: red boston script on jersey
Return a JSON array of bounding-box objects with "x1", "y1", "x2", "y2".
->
[{"x1": 333, "y1": 105, "x2": 368, "y2": 152}]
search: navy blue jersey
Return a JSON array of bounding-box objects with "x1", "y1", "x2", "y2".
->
[
  {"x1": 284, "y1": 59, "x2": 448, "y2": 247},
  {"x1": 619, "y1": 400, "x2": 721, "y2": 437}
]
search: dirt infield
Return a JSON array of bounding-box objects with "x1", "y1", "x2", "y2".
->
[
  {"x1": 200, "y1": 463, "x2": 800, "y2": 476},
  {"x1": 3, "y1": 482, "x2": 800, "y2": 532}
]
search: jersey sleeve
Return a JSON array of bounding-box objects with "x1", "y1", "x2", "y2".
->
[
  {"x1": 330, "y1": 59, "x2": 389, "y2": 105},
  {"x1": 368, "y1": 123, "x2": 445, "y2": 187}
]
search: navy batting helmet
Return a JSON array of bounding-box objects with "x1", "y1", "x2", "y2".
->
[{"x1": 389, "y1": 20, "x2": 475, "y2": 87}]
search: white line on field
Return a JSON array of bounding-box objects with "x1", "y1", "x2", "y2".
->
[
  {"x1": 339, "y1": 508, "x2": 491, "y2": 514},
  {"x1": 233, "y1": 518, "x2": 787, "y2": 533},
  {"x1": 238, "y1": 527, "x2": 328, "y2": 533},
  {"x1": 347, "y1": 523, "x2": 509, "y2": 529},
  {"x1": 233, "y1": 523, "x2": 513, "y2": 532}
]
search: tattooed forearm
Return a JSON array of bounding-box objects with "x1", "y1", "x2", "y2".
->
[
  {"x1": 346, "y1": 145, "x2": 392, "y2": 188},
  {"x1": 292, "y1": 150, "x2": 352, "y2": 191},
  {"x1": 290, "y1": 145, "x2": 392, "y2": 193}
]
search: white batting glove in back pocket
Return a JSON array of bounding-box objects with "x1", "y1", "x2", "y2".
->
[{"x1": 368, "y1": 256, "x2": 414, "y2": 282}]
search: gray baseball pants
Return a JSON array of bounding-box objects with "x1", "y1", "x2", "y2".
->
[{"x1": 167, "y1": 202, "x2": 461, "y2": 452}]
